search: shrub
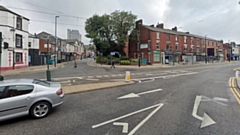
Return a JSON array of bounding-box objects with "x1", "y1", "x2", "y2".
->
[
  {"x1": 121, "y1": 56, "x2": 130, "y2": 60},
  {"x1": 131, "y1": 58, "x2": 139, "y2": 63},
  {"x1": 96, "y1": 56, "x2": 108, "y2": 63},
  {"x1": 120, "y1": 60, "x2": 131, "y2": 65}
]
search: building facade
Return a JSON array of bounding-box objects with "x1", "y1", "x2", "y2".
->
[
  {"x1": 67, "y1": 29, "x2": 82, "y2": 42},
  {"x1": 129, "y1": 20, "x2": 224, "y2": 65},
  {"x1": 0, "y1": 6, "x2": 29, "y2": 70}
]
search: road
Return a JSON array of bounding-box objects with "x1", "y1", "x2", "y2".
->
[{"x1": 1, "y1": 62, "x2": 240, "y2": 135}]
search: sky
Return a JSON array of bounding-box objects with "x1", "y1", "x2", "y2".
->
[{"x1": 0, "y1": 0, "x2": 240, "y2": 44}]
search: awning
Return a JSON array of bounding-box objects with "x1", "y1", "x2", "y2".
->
[{"x1": 75, "y1": 51, "x2": 83, "y2": 55}]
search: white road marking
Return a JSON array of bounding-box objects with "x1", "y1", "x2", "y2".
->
[
  {"x1": 52, "y1": 77, "x2": 82, "y2": 80},
  {"x1": 72, "y1": 80, "x2": 76, "y2": 83},
  {"x1": 117, "y1": 88, "x2": 162, "y2": 99},
  {"x1": 103, "y1": 75, "x2": 110, "y2": 77},
  {"x1": 96, "y1": 76, "x2": 102, "y2": 78},
  {"x1": 128, "y1": 104, "x2": 163, "y2": 135},
  {"x1": 131, "y1": 73, "x2": 136, "y2": 75},
  {"x1": 118, "y1": 74, "x2": 124, "y2": 76},
  {"x1": 213, "y1": 97, "x2": 228, "y2": 102},
  {"x1": 111, "y1": 75, "x2": 117, "y2": 77},
  {"x1": 59, "y1": 80, "x2": 71, "y2": 83},
  {"x1": 86, "y1": 79, "x2": 99, "y2": 81},
  {"x1": 87, "y1": 76, "x2": 94, "y2": 78},
  {"x1": 92, "y1": 103, "x2": 163, "y2": 129},
  {"x1": 146, "y1": 73, "x2": 168, "y2": 76},
  {"x1": 113, "y1": 122, "x2": 128, "y2": 133},
  {"x1": 138, "y1": 78, "x2": 155, "y2": 83},
  {"x1": 136, "y1": 73, "x2": 142, "y2": 75},
  {"x1": 201, "y1": 96, "x2": 228, "y2": 106},
  {"x1": 192, "y1": 95, "x2": 216, "y2": 128}
]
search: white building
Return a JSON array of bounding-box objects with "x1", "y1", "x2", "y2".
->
[
  {"x1": 0, "y1": 6, "x2": 29, "y2": 70},
  {"x1": 67, "y1": 29, "x2": 82, "y2": 42}
]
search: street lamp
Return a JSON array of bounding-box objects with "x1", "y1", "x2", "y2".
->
[
  {"x1": 205, "y1": 35, "x2": 207, "y2": 63},
  {"x1": 46, "y1": 36, "x2": 51, "y2": 81},
  {"x1": 54, "y1": 16, "x2": 59, "y2": 67}
]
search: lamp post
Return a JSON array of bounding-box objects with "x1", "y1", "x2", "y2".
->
[
  {"x1": 205, "y1": 35, "x2": 207, "y2": 63},
  {"x1": 46, "y1": 36, "x2": 51, "y2": 81},
  {"x1": 54, "y1": 16, "x2": 59, "y2": 67},
  {"x1": 0, "y1": 33, "x2": 4, "y2": 81}
]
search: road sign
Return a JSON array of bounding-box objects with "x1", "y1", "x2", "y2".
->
[
  {"x1": 140, "y1": 43, "x2": 148, "y2": 49},
  {"x1": 111, "y1": 52, "x2": 115, "y2": 55}
]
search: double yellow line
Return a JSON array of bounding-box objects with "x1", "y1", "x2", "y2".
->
[{"x1": 229, "y1": 77, "x2": 240, "y2": 104}]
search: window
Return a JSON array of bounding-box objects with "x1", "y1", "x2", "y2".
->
[
  {"x1": 166, "y1": 43, "x2": 171, "y2": 50},
  {"x1": 197, "y1": 40, "x2": 199, "y2": 45},
  {"x1": 197, "y1": 47, "x2": 200, "y2": 52},
  {"x1": 175, "y1": 44, "x2": 178, "y2": 51},
  {"x1": 175, "y1": 35, "x2": 178, "y2": 41},
  {"x1": 184, "y1": 36, "x2": 187, "y2": 43},
  {"x1": 5, "y1": 85, "x2": 34, "y2": 98},
  {"x1": 148, "y1": 40, "x2": 151, "y2": 50},
  {"x1": 191, "y1": 45, "x2": 194, "y2": 52},
  {"x1": 141, "y1": 53, "x2": 144, "y2": 58},
  {"x1": 0, "y1": 86, "x2": 5, "y2": 98},
  {"x1": 134, "y1": 53, "x2": 137, "y2": 58},
  {"x1": 16, "y1": 34, "x2": 22, "y2": 48},
  {"x1": 156, "y1": 32, "x2": 160, "y2": 39},
  {"x1": 156, "y1": 40, "x2": 160, "y2": 50},
  {"x1": 33, "y1": 79, "x2": 50, "y2": 87},
  {"x1": 15, "y1": 52, "x2": 22, "y2": 62},
  {"x1": 16, "y1": 17, "x2": 22, "y2": 30},
  {"x1": 28, "y1": 42, "x2": 31, "y2": 47},
  {"x1": 166, "y1": 34, "x2": 170, "y2": 40},
  {"x1": 184, "y1": 44, "x2": 187, "y2": 51},
  {"x1": 148, "y1": 52, "x2": 151, "y2": 62},
  {"x1": 191, "y1": 37, "x2": 194, "y2": 44},
  {"x1": 212, "y1": 42, "x2": 214, "y2": 46}
]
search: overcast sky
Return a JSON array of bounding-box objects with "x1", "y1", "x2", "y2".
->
[{"x1": 1, "y1": 0, "x2": 240, "y2": 44}]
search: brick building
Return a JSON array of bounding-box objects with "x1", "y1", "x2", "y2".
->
[{"x1": 128, "y1": 20, "x2": 224, "y2": 65}]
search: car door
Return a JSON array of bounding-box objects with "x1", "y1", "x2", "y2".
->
[{"x1": 0, "y1": 85, "x2": 36, "y2": 118}]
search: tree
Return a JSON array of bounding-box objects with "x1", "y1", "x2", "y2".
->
[{"x1": 85, "y1": 11, "x2": 137, "y2": 56}]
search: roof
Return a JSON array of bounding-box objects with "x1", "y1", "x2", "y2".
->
[
  {"x1": 0, "y1": 5, "x2": 30, "y2": 21},
  {"x1": 143, "y1": 25, "x2": 218, "y2": 41},
  {"x1": 64, "y1": 39, "x2": 79, "y2": 43},
  {"x1": 0, "y1": 79, "x2": 34, "y2": 85}
]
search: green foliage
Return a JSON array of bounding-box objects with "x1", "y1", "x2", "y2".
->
[
  {"x1": 131, "y1": 58, "x2": 139, "y2": 63},
  {"x1": 121, "y1": 56, "x2": 129, "y2": 60},
  {"x1": 96, "y1": 56, "x2": 108, "y2": 63},
  {"x1": 120, "y1": 60, "x2": 131, "y2": 65},
  {"x1": 85, "y1": 11, "x2": 137, "y2": 54}
]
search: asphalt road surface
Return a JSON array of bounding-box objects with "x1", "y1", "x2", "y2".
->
[{"x1": 1, "y1": 62, "x2": 240, "y2": 135}]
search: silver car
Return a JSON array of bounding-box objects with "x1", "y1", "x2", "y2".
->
[{"x1": 0, "y1": 79, "x2": 64, "y2": 121}]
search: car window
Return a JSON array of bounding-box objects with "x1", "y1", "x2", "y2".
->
[
  {"x1": 0, "y1": 86, "x2": 5, "y2": 97},
  {"x1": 32, "y1": 79, "x2": 50, "y2": 87},
  {"x1": 4, "y1": 85, "x2": 34, "y2": 98}
]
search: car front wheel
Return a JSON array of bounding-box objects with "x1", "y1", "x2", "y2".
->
[{"x1": 30, "y1": 102, "x2": 51, "y2": 118}]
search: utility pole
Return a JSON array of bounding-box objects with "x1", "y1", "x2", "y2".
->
[
  {"x1": 205, "y1": 35, "x2": 207, "y2": 63},
  {"x1": 54, "y1": 16, "x2": 59, "y2": 67},
  {"x1": 0, "y1": 33, "x2": 4, "y2": 81},
  {"x1": 46, "y1": 36, "x2": 51, "y2": 81}
]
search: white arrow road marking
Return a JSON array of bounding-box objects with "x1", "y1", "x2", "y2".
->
[
  {"x1": 92, "y1": 103, "x2": 164, "y2": 129},
  {"x1": 113, "y1": 122, "x2": 128, "y2": 133},
  {"x1": 201, "y1": 96, "x2": 228, "y2": 106},
  {"x1": 117, "y1": 89, "x2": 162, "y2": 99},
  {"x1": 86, "y1": 79, "x2": 99, "y2": 81},
  {"x1": 192, "y1": 95, "x2": 216, "y2": 128},
  {"x1": 128, "y1": 103, "x2": 163, "y2": 135}
]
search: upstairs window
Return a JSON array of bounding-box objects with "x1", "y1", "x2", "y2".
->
[
  {"x1": 156, "y1": 32, "x2": 160, "y2": 39},
  {"x1": 184, "y1": 36, "x2": 187, "y2": 43},
  {"x1": 166, "y1": 34, "x2": 170, "y2": 40},
  {"x1": 16, "y1": 17, "x2": 22, "y2": 30},
  {"x1": 166, "y1": 43, "x2": 171, "y2": 50},
  {"x1": 16, "y1": 34, "x2": 22, "y2": 48},
  {"x1": 156, "y1": 40, "x2": 160, "y2": 50}
]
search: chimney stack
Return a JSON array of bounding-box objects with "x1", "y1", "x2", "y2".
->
[
  {"x1": 172, "y1": 26, "x2": 177, "y2": 31},
  {"x1": 156, "y1": 23, "x2": 164, "y2": 29},
  {"x1": 136, "y1": 19, "x2": 143, "y2": 29},
  {"x1": 150, "y1": 24, "x2": 154, "y2": 27}
]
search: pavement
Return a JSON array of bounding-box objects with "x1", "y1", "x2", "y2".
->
[
  {"x1": 2, "y1": 62, "x2": 65, "y2": 76},
  {"x1": 87, "y1": 59, "x2": 233, "y2": 69},
  {"x1": 1, "y1": 62, "x2": 240, "y2": 135}
]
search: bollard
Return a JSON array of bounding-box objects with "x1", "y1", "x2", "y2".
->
[
  {"x1": 125, "y1": 71, "x2": 131, "y2": 82},
  {"x1": 236, "y1": 70, "x2": 240, "y2": 78}
]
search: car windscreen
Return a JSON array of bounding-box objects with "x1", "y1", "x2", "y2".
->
[{"x1": 32, "y1": 79, "x2": 50, "y2": 87}]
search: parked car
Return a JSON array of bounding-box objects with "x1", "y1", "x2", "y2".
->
[{"x1": 0, "y1": 79, "x2": 64, "y2": 122}]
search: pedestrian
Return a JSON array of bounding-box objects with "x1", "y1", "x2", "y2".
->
[{"x1": 110, "y1": 60, "x2": 115, "y2": 69}]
